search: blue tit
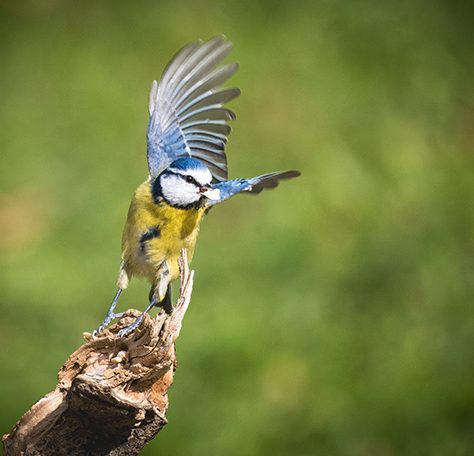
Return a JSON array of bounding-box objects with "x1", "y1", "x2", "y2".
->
[{"x1": 93, "y1": 36, "x2": 300, "y2": 337}]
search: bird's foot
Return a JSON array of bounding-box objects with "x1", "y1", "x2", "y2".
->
[
  {"x1": 116, "y1": 313, "x2": 145, "y2": 338},
  {"x1": 92, "y1": 311, "x2": 124, "y2": 338}
]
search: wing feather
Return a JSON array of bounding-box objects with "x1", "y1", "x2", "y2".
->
[
  {"x1": 146, "y1": 36, "x2": 239, "y2": 180},
  {"x1": 246, "y1": 170, "x2": 301, "y2": 193},
  {"x1": 179, "y1": 106, "x2": 236, "y2": 123},
  {"x1": 186, "y1": 134, "x2": 226, "y2": 147},
  {"x1": 177, "y1": 88, "x2": 240, "y2": 117},
  {"x1": 182, "y1": 119, "x2": 231, "y2": 135},
  {"x1": 206, "y1": 170, "x2": 301, "y2": 205},
  {"x1": 187, "y1": 140, "x2": 227, "y2": 155},
  {"x1": 167, "y1": 40, "x2": 233, "y2": 104},
  {"x1": 184, "y1": 129, "x2": 229, "y2": 143},
  {"x1": 174, "y1": 63, "x2": 239, "y2": 112}
]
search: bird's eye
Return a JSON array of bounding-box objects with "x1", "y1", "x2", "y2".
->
[{"x1": 185, "y1": 175, "x2": 194, "y2": 184}]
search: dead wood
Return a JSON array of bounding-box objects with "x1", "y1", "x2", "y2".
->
[{"x1": 3, "y1": 250, "x2": 194, "y2": 456}]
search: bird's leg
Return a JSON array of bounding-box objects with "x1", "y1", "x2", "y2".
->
[
  {"x1": 150, "y1": 284, "x2": 173, "y2": 314},
  {"x1": 92, "y1": 261, "x2": 131, "y2": 336},
  {"x1": 92, "y1": 288, "x2": 124, "y2": 337},
  {"x1": 117, "y1": 262, "x2": 171, "y2": 338},
  {"x1": 160, "y1": 285, "x2": 173, "y2": 314},
  {"x1": 155, "y1": 261, "x2": 170, "y2": 305},
  {"x1": 116, "y1": 299, "x2": 157, "y2": 338}
]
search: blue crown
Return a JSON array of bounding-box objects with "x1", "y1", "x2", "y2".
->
[{"x1": 169, "y1": 157, "x2": 209, "y2": 172}]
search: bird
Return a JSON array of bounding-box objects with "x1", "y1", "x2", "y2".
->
[{"x1": 92, "y1": 36, "x2": 300, "y2": 338}]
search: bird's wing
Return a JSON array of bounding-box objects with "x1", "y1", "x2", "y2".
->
[
  {"x1": 208, "y1": 170, "x2": 301, "y2": 205},
  {"x1": 147, "y1": 36, "x2": 239, "y2": 182}
]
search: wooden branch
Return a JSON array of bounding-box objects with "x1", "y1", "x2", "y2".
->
[{"x1": 3, "y1": 250, "x2": 194, "y2": 456}]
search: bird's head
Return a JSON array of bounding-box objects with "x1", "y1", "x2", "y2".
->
[{"x1": 154, "y1": 157, "x2": 221, "y2": 208}]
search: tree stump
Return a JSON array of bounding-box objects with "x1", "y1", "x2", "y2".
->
[{"x1": 3, "y1": 251, "x2": 194, "y2": 456}]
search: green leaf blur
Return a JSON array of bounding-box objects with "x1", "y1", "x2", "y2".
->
[{"x1": 0, "y1": 1, "x2": 473, "y2": 455}]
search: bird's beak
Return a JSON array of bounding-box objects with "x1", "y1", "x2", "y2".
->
[{"x1": 199, "y1": 185, "x2": 221, "y2": 200}]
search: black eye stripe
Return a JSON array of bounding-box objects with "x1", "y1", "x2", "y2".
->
[
  {"x1": 185, "y1": 175, "x2": 198, "y2": 185},
  {"x1": 165, "y1": 168, "x2": 203, "y2": 186}
]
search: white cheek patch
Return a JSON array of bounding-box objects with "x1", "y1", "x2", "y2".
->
[{"x1": 160, "y1": 175, "x2": 200, "y2": 206}]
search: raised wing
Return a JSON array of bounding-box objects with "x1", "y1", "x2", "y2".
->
[
  {"x1": 208, "y1": 170, "x2": 301, "y2": 205},
  {"x1": 147, "y1": 36, "x2": 240, "y2": 182}
]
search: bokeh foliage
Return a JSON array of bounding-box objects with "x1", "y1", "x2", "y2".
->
[{"x1": 1, "y1": 1, "x2": 473, "y2": 455}]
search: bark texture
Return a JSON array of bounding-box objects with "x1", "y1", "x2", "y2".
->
[{"x1": 3, "y1": 251, "x2": 194, "y2": 456}]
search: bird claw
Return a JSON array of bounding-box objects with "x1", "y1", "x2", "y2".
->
[
  {"x1": 91, "y1": 328, "x2": 103, "y2": 339},
  {"x1": 116, "y1": 314, "x2": 144, "y2": 338},
  {"x1": 92, "y1": 311, "x2": 124, "y2": 338},
  {"x1": 92, "y1": 324, "x2": 107, "y2": 338}
]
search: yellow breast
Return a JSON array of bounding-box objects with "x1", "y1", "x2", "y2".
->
[{"x1": 121, "y1": 180, "x2": 206, "y2": 284}]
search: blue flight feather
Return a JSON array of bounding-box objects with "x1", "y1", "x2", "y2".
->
[
  {"x1": 208, "y1": 170, "x2": 301, "y2": 205},
  {"x1": 146, "y1": 36, "x2": 239, "y2": 182}
]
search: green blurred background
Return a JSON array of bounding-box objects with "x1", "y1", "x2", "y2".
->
[{"x1": 1, "y1": 1, "x2": 473, "y2": 454}]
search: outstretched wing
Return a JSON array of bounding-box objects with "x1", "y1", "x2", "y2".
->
[
  {"x1": 208, "y1": 170, "x2": 301, "y2": 205},
  {"x1": 147, "y1": 36, "x2": 240, "y2": 182}
]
